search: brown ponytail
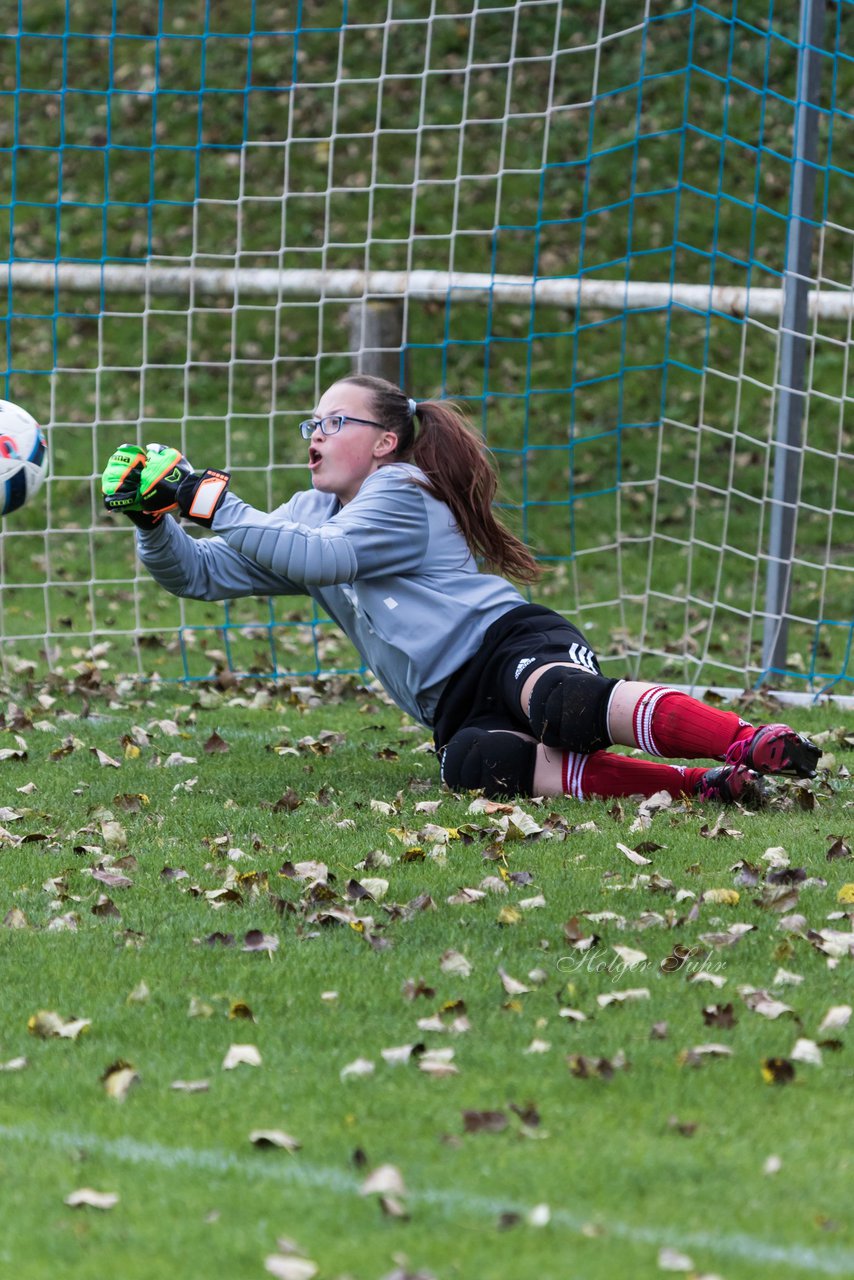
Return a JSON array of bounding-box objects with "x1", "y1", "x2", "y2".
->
[{"x1": 341, "y1": 374, "x2": 540, "y2": 584}]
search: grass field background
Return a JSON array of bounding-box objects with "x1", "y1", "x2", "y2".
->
[
  {"x1": 2, "y1": 1, "x2": 854, "y2": 687},
  {"x1": 1, "y1": 671, "x2": 853, "y2": 1278}
]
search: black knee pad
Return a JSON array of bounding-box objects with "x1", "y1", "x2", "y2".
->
[
  {"x1": 527, "y1": 668, "x2": 618, "y2": 752},
  {"x1": 440, "y1": 727, "x2": 536, "y2": 799}
]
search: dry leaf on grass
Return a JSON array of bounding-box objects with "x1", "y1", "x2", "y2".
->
[
  {"x1": 597, "y1": 988, "x2": 650, "y2": 1007},
  {"x1": 447, "y1": 887, "x2": 486, "y2": 905},
  {"x1": 702, "y1": 1003, "x2": 736, "y2": 1029},
  {"x1": 700, "y1": 813, "x2": 744, "y2": 840},
  {"x1": 741, "y1": 991, "x2": 795, "y2": 1020},
  {"x1": 567, "y1": 1050, "x2": 628, "y2": 1079},
  {"x1": 678, "y1": 1043, "x2": 733, "y2": 1067},
  {"x1": 703, "y1": 888, "x2": 740, "y2": 906},
  {"x1": 761, "y1": 1056, "x2": 796, "y2": 1085},
  {"x1": 28, "y1": 1011, "x2": 91, "y2": 1040},
  {"x1": 790, "y1": 1038, "x2": 823, "y2": 1066},
  {"x1": 818, "y1": 1004, "x2": 851, "y2": 1033},
  {"x1": 222, "y1": 1043, "x2": 262, "y2": 1070},
  {"x1": 243, "y1": 930, "x2": 279, "y2": 953},
  {"x1": 772, "y1": 968, "x2": 804, "y2": 987},
  {"x1": 360, "y1": 1163, "x2": 407, "y2": 1197},
  {"x1": 463, "y1": 1109, "x2": 507, "y2": 1134},
  {"x1": 440, "y1": 949, "x2": 472, "y2": 977},
  {"x1": 250, "y1": 1129, "x2": 301, "y2": 1152},
  {"x1": 657, "y1": 1246, "x2": 695, "y2": 1272},
  {"x1": 687, "y1": 971, "x2": 727, "y2": 989},
  {"x1": 340, "y1": 1057, "x2": 375, "y2": 1080},
  {"x1": 616, "y1": 841, "x2": 652, "y2": 866},
  {"x1": 559, "y1": 1007, "x2": 587, "y2": 1022},
  {"x1": 264, "y1": 1257, "x2": 318, "y2": 1280},
  {"x1": 64, "y1": 1188, "x2": 119, "y2": 1210},
  {"x1": 381, "y1": 1043, "x2": 419, "y2": 1066},
  {"x1": 498, "y1": 967, "x2": 530, "y2": 995},
  {"x1": 418, "y1": 1047, "x2": 458, "y2": 1077},
  {"x1": 101, "y1": 1060, "x2": 140, "y2": 1101}
]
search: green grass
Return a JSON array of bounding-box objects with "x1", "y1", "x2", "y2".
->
[{"x1": 1, "y1": 674, "x2": 853, "y2": 1278}]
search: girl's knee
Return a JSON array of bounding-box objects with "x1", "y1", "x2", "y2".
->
[{"x1": 440, "y1": 727, "x2": 536, "y2": 798}]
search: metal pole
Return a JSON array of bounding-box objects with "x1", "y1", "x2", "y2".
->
[
  {"x1": 761, "y1": 0, "x2": 825, "y2": 675},
  {"x1": 348, "y1": 299, "x2": 408, "y2": 386}
]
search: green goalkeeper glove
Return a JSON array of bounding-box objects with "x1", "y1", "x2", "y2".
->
[
  {"x1": 138, "y1": 443, "x2": 230, "y2": 527},
  {"x1": 101, "y1": 444, "x2": 162, "y2": 528}
]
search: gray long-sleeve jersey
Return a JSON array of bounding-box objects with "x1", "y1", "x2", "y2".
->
[{"x1": 136, "y1": 462, "x2": 526, "y2": 727}]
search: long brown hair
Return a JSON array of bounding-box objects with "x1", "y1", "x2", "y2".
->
[{"x1": 341, "y1": 374, "x2": 540, "y2": 584}]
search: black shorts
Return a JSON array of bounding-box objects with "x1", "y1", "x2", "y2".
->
[{"x1": 432, "y1": 604, "x2": 603, "y2": 750}]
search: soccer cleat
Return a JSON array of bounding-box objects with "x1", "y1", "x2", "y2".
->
[
  {"x1": 725, "y1": 723, "x2": 820, "y2": 778},
  {"x1": 695, "y1": 764, "x2": 766, "y2": 808}
]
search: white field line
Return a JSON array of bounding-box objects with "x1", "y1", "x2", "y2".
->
[{"x1": 1, "y1": 1123, "x2": 852, "y2": 1274}]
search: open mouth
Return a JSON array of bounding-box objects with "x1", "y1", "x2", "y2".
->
[{"x1": 308, "y1": 446, "x2": 322, "y2": 468}]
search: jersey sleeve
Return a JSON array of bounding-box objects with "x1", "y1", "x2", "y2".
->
[
  {"x1": 210, "y1": 468, "x2": 431, "y2": 585},
  {"x1": 135, "y1": 512, "x2": 304, "y2": 600}
]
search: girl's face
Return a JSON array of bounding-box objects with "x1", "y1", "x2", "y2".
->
[{"x1": 306, "y1": 381, "x2": 398, "y2": 504}]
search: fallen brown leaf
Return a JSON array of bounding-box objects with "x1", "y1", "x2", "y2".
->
[
  {"x1": 462, "y1": 1109, "x2": 508, "y2": 1134},
  {"x1": 222, "y1": 1043, "x2": 262, "y2": 1070},
  {"x1": 360, "y1": 1163, "x2": 406, "y2": 1197},
  {"x1": 250, "y1": 1129, "x2": 301, "y2": 1152},
  {"x1": 101, "y1": 1060, "x2": 140, "y2": 1101},
  {"x1": 64, "y1": 1188, "x2": 119, "y2": 1210},
  {"x1": 761, "y1": 1056, "x2": 796, "y2": 1084},
  {"x1": 28, "y1": 1011, "x2": 91, "y2": 1040}
]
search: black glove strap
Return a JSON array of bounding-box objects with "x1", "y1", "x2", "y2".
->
[{"x1": 176, "y1": 469, "x2": 230, "y2": 527}]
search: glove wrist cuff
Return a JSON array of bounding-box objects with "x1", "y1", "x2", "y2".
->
[
  {"x1": 177, "y1": 469, "x2": 230, "y2": 526},
  {"x1": 127, "y1": 509, "x2": 163, "y2": 529}
]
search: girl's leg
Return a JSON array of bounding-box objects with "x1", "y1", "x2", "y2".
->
[
  {"x1": 531, "y1": 743, "x2": 761, "y2": 804},
  {"x1": 532, "y1": 742, "x2": 702, "y2": 799},
  {"x1": 519, "y1": 664, "x2": 819, "y2": 777},
  {"x1": 439, "y1": 723, "x2": 762, "y2": 805}
]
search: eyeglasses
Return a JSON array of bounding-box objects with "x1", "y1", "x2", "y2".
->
[{"x1": 298, "y1": 414, "x2": 385, "y2": 439}]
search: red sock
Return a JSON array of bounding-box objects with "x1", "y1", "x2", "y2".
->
[
  {"x1": 632, "y1": 687, "x2": 752, "y2": 760},
  {"x1": 564, "y1": 749, "x2": 706, "y2": 800}
]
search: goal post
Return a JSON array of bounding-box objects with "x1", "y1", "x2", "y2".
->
[{"x1": 2, "y1": 0, "x2": 854, "y2": 698}]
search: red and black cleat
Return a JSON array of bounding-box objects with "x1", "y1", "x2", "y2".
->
[
  {"x1": 696, "y1": 764, "x2": 767, "y2": 808},
  {"x1": 725, "y1": 723, "x2": 820, "y2": 778}
]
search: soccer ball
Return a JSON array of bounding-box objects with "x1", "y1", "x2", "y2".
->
[{"x1": 0, "y1": 399, "x2": 48, "y2": 516}]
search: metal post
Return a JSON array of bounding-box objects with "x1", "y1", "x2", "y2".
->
[
  {"x1": 348, "y1": 298, "x2": 408, "y2": 386},
  {"x1": 761, "y1": 0, "x2": 825, "y2": 675}
]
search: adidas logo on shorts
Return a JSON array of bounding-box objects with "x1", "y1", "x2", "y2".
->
[{"x1": 514, "y1": 657, "x2": 536, "y2": 680}]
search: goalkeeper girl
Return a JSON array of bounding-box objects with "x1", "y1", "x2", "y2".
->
[{"x1": 102, "y1": 374, "x2": 819, "y2": 805}]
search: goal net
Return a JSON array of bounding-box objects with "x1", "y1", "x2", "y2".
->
[{"x1": 2, "y1": 0, "x2": 853, "y2": 696}]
